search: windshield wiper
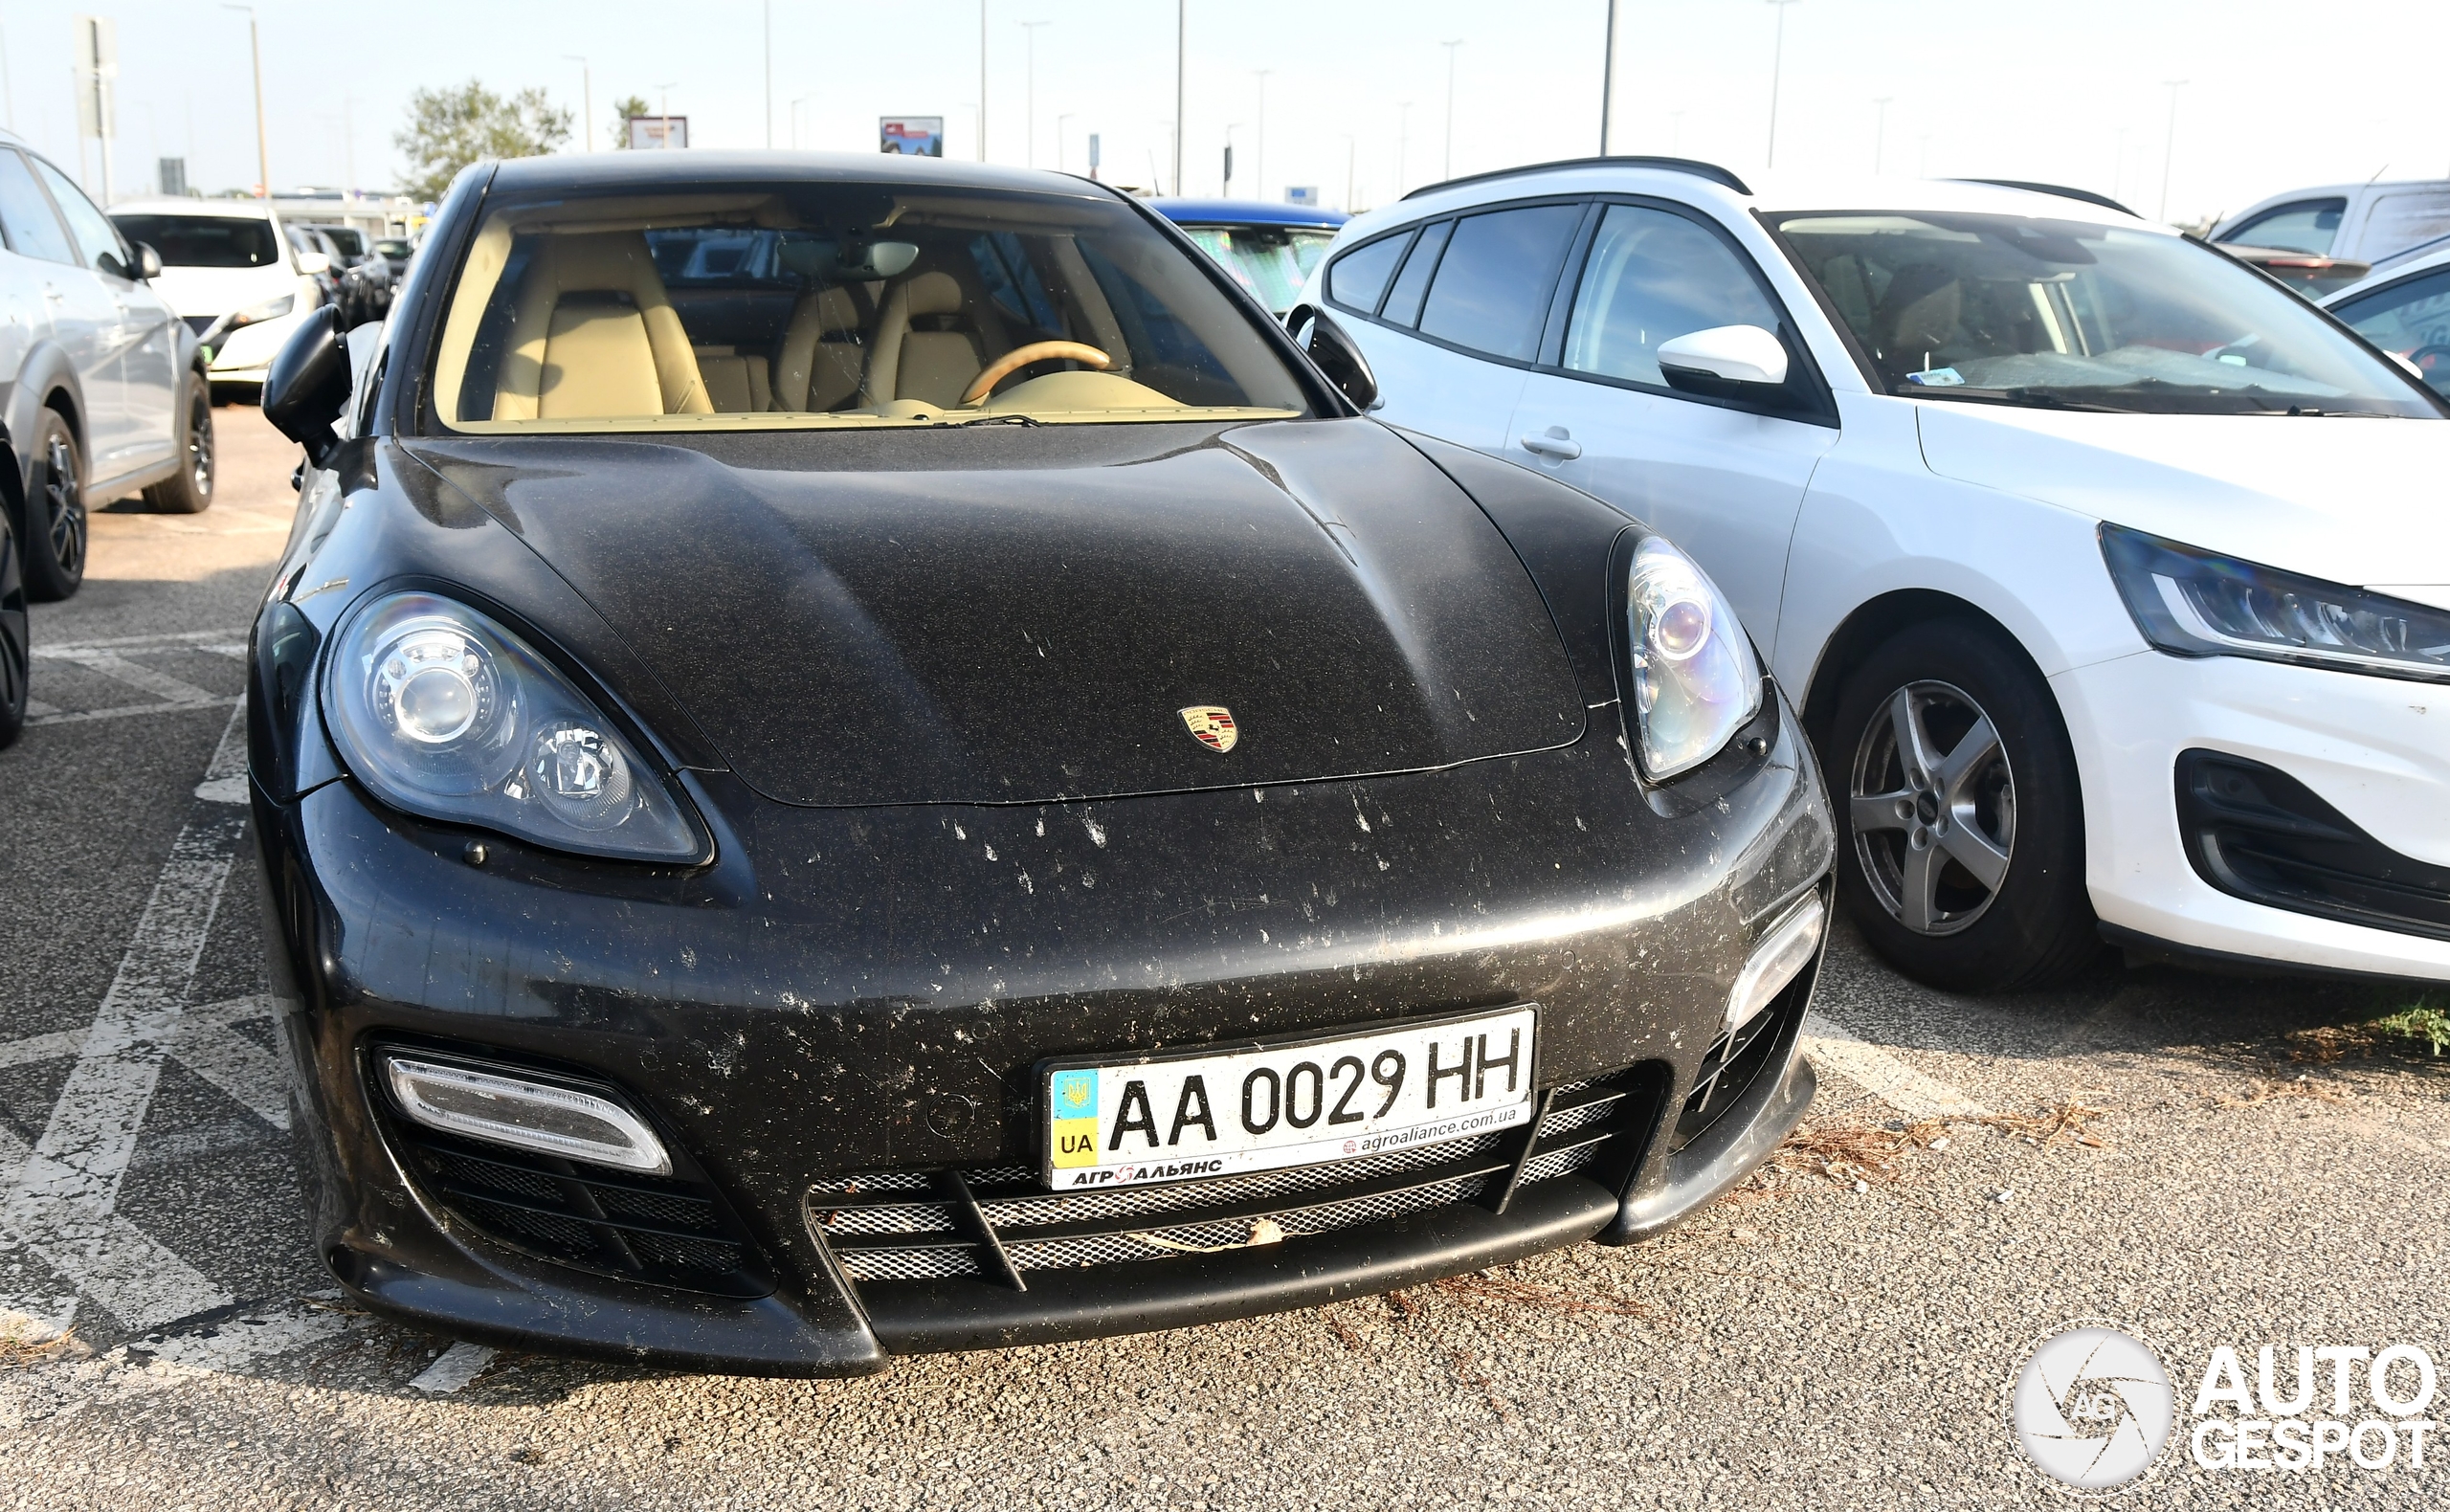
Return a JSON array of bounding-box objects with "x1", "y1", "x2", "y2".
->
[
  {"x1": 938, "y1": 412, "x2": 1042, "y2": 428},
  {"x1": 1901, "y1": 385, "x2": 2134, "y2": 413}
]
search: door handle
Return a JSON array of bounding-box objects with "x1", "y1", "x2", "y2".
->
[{"x1": 1518, "y1": 428, "x2": 1581, "y2": 460}]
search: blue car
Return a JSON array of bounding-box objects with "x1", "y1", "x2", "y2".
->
[{"x1": 1148, "y1": 198, "x2": 1348, "y2": 316}]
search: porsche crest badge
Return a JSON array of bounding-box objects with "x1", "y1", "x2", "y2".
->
[{"x1": 1179, "y1": 705, "x2": 1238, "y2": 753}]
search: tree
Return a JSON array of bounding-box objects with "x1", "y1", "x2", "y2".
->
[
  {"x1": 393, "y1": 79, "x2": 572, "y2": 202},
  {"x1": 610, "y1": 96, "x2": 650, "y2": 150}
]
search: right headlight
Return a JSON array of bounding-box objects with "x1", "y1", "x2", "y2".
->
[
  {"x1": 229, "y1": 292, "x2": 296, "y2": 328},
  {"x1": 2100, "y1": 523, "x2": 2450, "y2": 684},
  {"x1": 1625, "y1": 535, "x2": 1764, "y2": 779},
  {"x1": 322, "y1": 590, "x2": 704, "y2": 860}
]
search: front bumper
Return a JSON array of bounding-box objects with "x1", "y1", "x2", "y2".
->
[
  {"x1": 256, "y1": 702, "x2": 1832, "y2": 1374},
  {"x1": 2055, "y1": 648, "x2": 2450, "y2": 979},
  {"x1": 205, "y1": 308, "x2": 309, "y2": 382}
]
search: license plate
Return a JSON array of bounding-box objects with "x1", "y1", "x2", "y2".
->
[{"x1": 1041, "y1": 1006, "x2": 1539, "y2": 1190}]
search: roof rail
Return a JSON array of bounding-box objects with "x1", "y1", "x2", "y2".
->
[
  {"x1": 1953, "y1": 179, "x2": 2140, "y2": 219},
  {"x1": 1402, "y1": 155, "x2": 1750, "y2": 202}
]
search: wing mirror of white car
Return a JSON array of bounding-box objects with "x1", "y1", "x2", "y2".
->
[
  {"x1": 1657, "y1": 324, "x2": 1791, "y2": 395},
  {"x1": 296, "y1": 250, "x2": 332, "y2": 278},
  {"x1": 134, "y1": 242, "x2": 163, "y2": 280}
]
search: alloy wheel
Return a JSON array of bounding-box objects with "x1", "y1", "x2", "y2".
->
[
  {"x1": 1848, "y1": 679, "x2": 2016, "y2": 936},
  {"x1": 186, "y1": 388, "x2": 215, "y2": 496},
  {"x1": 43, "y1": 432, "x2": 83, "y2": 580}
]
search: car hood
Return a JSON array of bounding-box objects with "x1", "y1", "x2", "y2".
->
[
  {"x1": 145, "y1": 264, "x2": 297, "y2": 319},
  {"x1": 1914, "y1": 403, "x2": 2450, "y2": 591},
  {"x1": 402, "y1": 419, "x2": 1585, "y2": 808}
]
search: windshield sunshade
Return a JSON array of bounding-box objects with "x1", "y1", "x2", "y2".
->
[
  {"x1": 1770, "y1": 211, "x2": 2439, "y2": 417},
  {"x1": 428, "y1": 184, "x2": 1312, "y2": 433}
]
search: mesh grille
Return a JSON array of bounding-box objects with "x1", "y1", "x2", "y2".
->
[
  {"x1": 835, "y1": 1244, "x2": 986, "y2": 1281},
  {"x1": 972, "y1": 1132, "x2": 1512, "y2": 1229},
  {"x1": 630, "y1": 1232, "x2": 745, "y2": 1275},
  {"x1": 591, "y1": 1185, "x2": 720, "y2": 1231},
  {"x1": 460, "y1": 1196, "x2": 595, "y2": 1251},
  {"x1": 813, "y1": 1068, "x2": 1660, "y2": 1288},
  {"x1": 815, "y1": 1202, "x2": 962, "y2": 1235},
  {"x1": 1002, "y1": 1176, "x2": 1491, "y2": 1272},
  {"x1": 434, "y1": 1151, "x2": 561, "y2": 1202}
]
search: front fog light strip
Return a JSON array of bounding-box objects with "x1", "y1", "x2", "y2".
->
[
  {"x1": 383, "y1": 1055, "x2": 672, "y2": 1174},
  {"x1": 1726, "y1": 893, "x2": 1825, "y2": 1033}
]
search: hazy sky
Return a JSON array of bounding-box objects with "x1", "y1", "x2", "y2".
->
[{"x1": 11, "y1": 0, "x2": 2447, "y2": 224}]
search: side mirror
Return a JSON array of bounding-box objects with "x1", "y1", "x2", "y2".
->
[
  {"x1": 1285, "y1": 304, "x2": 1381, "y2": 412},
  {"x1": 1656, "y1": 324, "x2": 1791, "y2": 396},
  {"x1": 295, "y1": 250, "x2": 332, "y2": 278},
  {"x1": 263, "y1": 304, "x2": 351, "y2": 466},
  {"x1": 135, "y1": 243, "x2": 163, "y2": 280}
]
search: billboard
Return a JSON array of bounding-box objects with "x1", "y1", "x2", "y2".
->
[
  {"x1": 880, "y1": 117, "x2": 945, "y2": 157},
  {"x1": 626, "y1": 116, "x2": 688, "y2": 150}
]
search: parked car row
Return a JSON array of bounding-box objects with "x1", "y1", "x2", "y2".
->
[{"x1": 1288, "y1": 159, "x2": 2450, "y2": 991}]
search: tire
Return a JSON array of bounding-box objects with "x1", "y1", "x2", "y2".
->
[
  {"x1": 1826, "y1": 617, "x2": 2100, "y2": 992},
  {"x1": 142, "y1": 370, "x2": 215, "y2": 514},
  {"x1": 21, "y1": 409, "x2": 85, "y2": 602},
  {"x1": 0, "y1": 495, "x2": 26, "y2": 749}
]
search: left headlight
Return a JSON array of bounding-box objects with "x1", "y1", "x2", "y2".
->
[
  {"x1": 2101, "y1": 523, "x2": 2450, "y2": 684},
  {"x1": 1625, "y1": 535, "x2": 1764, "y2": 779},
  {"x1": 323, "y1": 590, "x2": 703, "y2": 860}
]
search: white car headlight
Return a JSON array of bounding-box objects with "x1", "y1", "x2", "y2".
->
[
  {"x1": 2102, "y1": 523, "x2": 2450, "y2": 684},
  {"x1": 1625, "y1": 536, "x2": 1764, "y2": 779},
  {"x1": 323, "y1": 590, "x2": 702, "y2": 860}
]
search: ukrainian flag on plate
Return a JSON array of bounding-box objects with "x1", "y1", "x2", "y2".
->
[{"x1": 1049, "y1": 1069, "x2": 1101, "y2": 1168}]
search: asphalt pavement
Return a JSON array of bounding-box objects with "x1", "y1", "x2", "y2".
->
[{"x1": 2, "y1": 405, "x2": 2445, "y2": 1509}]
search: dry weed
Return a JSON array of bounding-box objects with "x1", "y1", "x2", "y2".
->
[
  {"x1": 1325, "y1": 1311, "x2": 1366, "y2": 1352},
  {"x1": 0, "y1": 1325, "x2": 82, "y2": 1370},
  {"x1": 1773, "y1": 1097, "x2": 2110, "y2": 1186}
]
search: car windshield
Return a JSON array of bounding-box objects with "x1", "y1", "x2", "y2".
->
[
  {"x1": 428, "y1": 181, "x2": 1313, "y2": 433},
  {"x1": 108, "y1": 213, "x2": 279, "y2": 268},
  {"x1": 1770, "y1": 211, "x2": 2439, "y2": 417},
  {"x1": 376, "y1": 239, "x2": 412, "y2": 258},
  {"x1": 1179, "y1": 225, "x2": 1338, "y2": 315},
  {"x1": 313, "y1": 226, "x2": 368, "y2": 256}
]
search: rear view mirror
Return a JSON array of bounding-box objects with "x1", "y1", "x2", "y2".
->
[
  {"x1": 263, "y1": 304, "x2": 352, "y2": 466},
  {"x1": 1285, "y1": 304, "x2": 1381, "y2": 412},
  {"x1": 1657, "y1": 324, "x2": 1791, "y2": 395}
]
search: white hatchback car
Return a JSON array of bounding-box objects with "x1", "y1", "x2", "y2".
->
[{"x1": 1294, "y1": 160, "x2": 2450, "y2": 990}]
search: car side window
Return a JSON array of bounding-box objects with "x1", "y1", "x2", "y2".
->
[
  {"x1": 0, "y1": 151, "x2": 78, "y2": 266},
  {"x1": 2335, "y1": 267, "x2": 2450, "y2": 396},
  {"x1": 1325, "y1": 230, "x2": 1412, "y2": 315},
  {"x1": 1561, "y1": 204, "x2": 1784, "y2": 387},
  {"x1": 1378, "y1": 219, "x2": 1452, "y2": 327},
  {"x1": 2228, "y1": 198, "x2": 2346, "y2": 256},
  {"x1": 28, "y1": 154, "x2": 129, "y2": 278},
  {"x1": 1416, "y1": 203, "x2": 1583, "y2": 362}
]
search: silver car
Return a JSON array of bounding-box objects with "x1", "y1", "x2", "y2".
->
[{"x1": 0, "y1": 129, "x2": 212, "y2": 607}]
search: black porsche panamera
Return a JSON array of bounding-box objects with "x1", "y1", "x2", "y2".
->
[{"x1": 248, "y1": 149, "x2": 1835, "y2": 1375}]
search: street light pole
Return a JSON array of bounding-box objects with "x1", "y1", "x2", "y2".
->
[
  {"x1": 223, "y1": 5, "x2": 267, "y2": 197},
  {"x1": 1020, "y1": 20, "x2": 1049, "y2": 167},
  {"x1": 1765, "y1": 0, "x2": 1798, "y2": 170},
  {"x1": 792, "y1": 93, "x2": 814, "y2": 150},
  {"x1": 564, "y1": 56, "x2": 592, "y2": 151},
  {"x1": 656, "y1": 82, "x2": 677, "y2": 148},
  {"x1": 2158, "y1": 79, "x2": 2187, "y2": 223},
  {"x1": 1057, "y1": 112, "x2": 1075, "y2": 172},
  {"x1": 1396, "y1": 100, "x2": 1411, "y2": 196},
  {"x1": 1872, "y1": 96, "x2": 1890, "y2": 175},
  {"x1": 1340, "y1": 133, "x2": 1355, "y2": 211},
  {"x1": 1172, "y1": 0, "x2": 1185, "y2": 196},
  {"x1": 1440, "y1": 39, "x2": 1462, "y2": 182},
  {"x1": 1599, "y1": 0, "x2": 1617, "y2": 155},
  {"x1": 1252, "y1": 70, "x2": 1270, "y2": 203}
]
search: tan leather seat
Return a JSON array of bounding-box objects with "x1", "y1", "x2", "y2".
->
[
  {"x1": 693, "y1": 347, "x2": 773, "y2": 413},
  {"x1": 772, "y1": 287, "x2": 865, "y2": 411},
  {"x1": 862, "y1": 271, "x2": 983, "y2": 409},
  {"x1": 493, "y1": 232, "x2": 712, "y2": 420}
]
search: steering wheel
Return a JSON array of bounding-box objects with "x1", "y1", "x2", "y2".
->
[{"x1": 961, "y1": 342, "x2": 1111, "y2": 406}]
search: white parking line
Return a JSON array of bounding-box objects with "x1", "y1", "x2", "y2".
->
[
  {"x1": 44, "y1": 651, "x2": 225, "y2": 710},
  {"x1": 28, "y1": 698, "x2": 241, "y2": 729},
  {"x1": 1800, "y1": 1012, "x2": 1993, "y2": 1120},
  {"x1": 32, "y1": 628, "x2": 246, "y2": 656},
  {"x1": 0, "y1": 707, "x2": 252, "y2": 1331}
]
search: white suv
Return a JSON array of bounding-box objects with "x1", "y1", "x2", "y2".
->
[{"x1": 1295, "y1": 160, "x2": 2450, "y2": 990}]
